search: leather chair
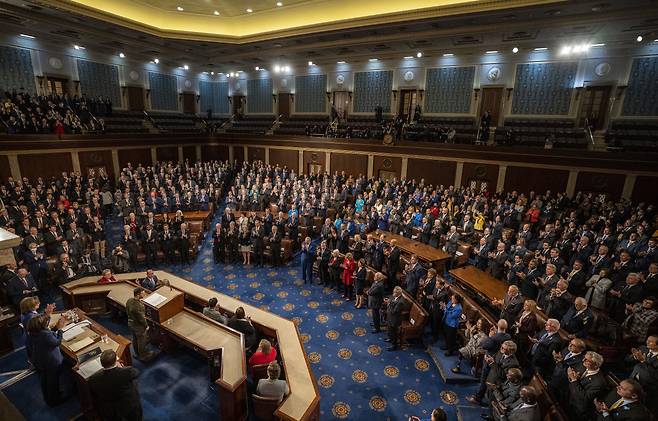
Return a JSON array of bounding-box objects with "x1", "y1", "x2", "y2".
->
[
  {"x1": 252, "y1": 394, "x2": 280, "y2": 421},
  {"x1": 251, "y1": 363, "x2": 270, "y2": 385}
]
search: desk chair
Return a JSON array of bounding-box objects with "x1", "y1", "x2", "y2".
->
[{"x1": 252, "y1": 394, "x2": 280, "y2": 421}]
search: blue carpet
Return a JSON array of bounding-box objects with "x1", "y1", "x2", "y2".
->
[{"x1": 1, "y1": 211, "x2": 483, "y2": 420}]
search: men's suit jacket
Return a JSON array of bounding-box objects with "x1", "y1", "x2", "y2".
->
[
  {"x1": 568, "y1": 371, "x2": 608, "y2": 418},
  {"x1": 531, "y1": 330, "x2": 563, "y2": 374},
  {"x1": 386, "y1": 296, "x2": 406, "y2": 327},
  {"x1": 500, "y1": 294, "x2": 524, "y2": 326},
  {"x1": 88, "y1": 366, "x2": 142, "y2": 421},
  {"x1": 502, "y1": 401, "x2": 541, "y2": 421},
  {"x1": 595, "y1": 389, "x2": 650, "y2": 421},
  {"x1": 367, "y1": 280, "x2": 385, "y2": 309},
  {"x1": 486, "y1": 352, "x2": 520, "y2": 386}
]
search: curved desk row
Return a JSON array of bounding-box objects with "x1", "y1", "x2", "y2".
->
[{"x1": 61, "y1": 271, "x2": 320, "y2": 421}]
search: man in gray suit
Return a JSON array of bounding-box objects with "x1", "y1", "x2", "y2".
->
[{"x1": 493, "y1": 385, "x2": 541, "y2": 421}]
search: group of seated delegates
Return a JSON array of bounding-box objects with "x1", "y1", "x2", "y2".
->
[{"x1": 0, "y1": 159, "x2": 231, "y2": 310}]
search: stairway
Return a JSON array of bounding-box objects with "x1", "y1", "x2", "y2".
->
[{"x1": 591, "y1": 131, "x2": 608, "y2": 151}]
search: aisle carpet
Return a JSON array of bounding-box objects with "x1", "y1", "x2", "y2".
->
[{"x1": 0, "y1": 212, "x2": 485, "y2": 420}]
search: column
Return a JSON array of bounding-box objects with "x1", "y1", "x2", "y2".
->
[
  {"x1": 454, "y1": 162, "x2": 464, "y2": 188},
  {"x1": 325, "y1": 152, "x2": 331, "y2": 174},
  {"x1": 496, "y1": 165, "x2": 507, "y2": 193},
  {"x1": 71, "y1": 151, "x2": 81, "y2": 174},
  {"x1": 7, "y1": 154, "x2": 21, "y2": 179},
  {"x1": 177, "y1": 146, "x2": 184, "y2": 163},
  {"x1": 196, "y1": 145, "x2": 202, "y2": 161},
  {"x1": 111, "y1": 149, "x2": 120, "y2": 176},
  {"x1": 298, "y1": 150, "x2": 304, "y2": 175},
  {"x1": 150, "y1": 147, "x2": 157, "y2": 164},
  {"x1": 265, "y1": 147, "x2": 270, "y2": 165},
  {"x1": 621, "y1": 174, "x2": 636, "y2": 200},
  {"x1": 401, "y1": 157, "x2": 408, "y2": 180},
  {"x1": 367, "y1": 155, "x2": 374, "y2": 178},
  {"x1": 566, "y1": 170, "x2": 578, "y2": 198},
  {"x1": 243, "y1": 146, "x2": 248, "y2": 162},
  {"x1": 228, "y1": 146, "x2": 234, "y2": 164}
]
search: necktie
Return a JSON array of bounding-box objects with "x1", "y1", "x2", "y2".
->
[
  {"x1": 22, "y1": 278, "x2": 28, "y2": 288},
  {"x1": 609, "y1": 398, "x2": 624, "y2": 411}
]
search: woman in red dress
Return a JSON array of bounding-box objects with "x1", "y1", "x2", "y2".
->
[{"x1": 341, "y1": 252, "x2": 356, "y2": 301}]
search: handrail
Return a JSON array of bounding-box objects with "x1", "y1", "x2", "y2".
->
[
  {"x1": 584, "y1": 117, "x2": 595, "y2": 145},
  {"x1": 143, "y1": 110, "x2": 162, "y2": 131}
]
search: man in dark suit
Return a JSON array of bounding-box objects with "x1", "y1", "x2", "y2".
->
[
  {"x1": 481, "y1": 319, "x2": 512, "y2": 355},
  {"x1": 385, "y1": 286, "x2": 405, "y2": 351},
  {"x1": 141, "y1": 224, "x2": 158, "y2": 266},
  {"x1": 566, "y1": 260, "x2": 588, "y2": 297},
  {"x1": 160, "y1": 223, "x2": 176, "y2": 264},
  {"x1": 492, "y1": 385, "x2": 541, "y2": 421},
  {"x1": 629, "y1": 335, "x2": 658, "y2": 414},
  {"x1": 403, "y1": 255, "x2": 426, "y2": 298},
  {"x1": 489, "y1": 242, "x2": 509, "y2": 280},
  {"x1": 140, "y1": 269, "x2": 160, "y2": 291},
  {"x1": 228, "y1": 307, "x2": 257, "y2": 350},
  {"x1": 177, "y1": 223, "x2": 191, "y2": 264},
  {"x1": 567, "y1": 351, "x2": 608, "y2": 419},
  {"x1": 467, "y1": 340, "x2": 520, "y2": 405},
  {"x1": 493, "y1": 285, "x2": 524, "y2": 326},
  {"x1": 386, "y1": 239, "x2": 401, "y2": 287},
  {"x1": 88, "y1": 350, "x2": 143, "y2": 421},
  {"x1": 560, "y1": 297, "x2": 593, "y2": 339},
  {"x1": 529, "y1": 318, "x2": 563, "y2": 380},
  {"x1": 594, "y1": 379, "x2": 650, "y2": 421},
  {"x1": 300, "y1": 236, "x2": 315, "y2": 284},
  {"x1": 368, "y1": 272, "x2": 386, "y2": 333},
  {"x1": 549, "y1": 338, "x2": 586, "y2": 402},
  {"x1": 519, "y1": 259, "x2": 541, "y2": 301},
  {"x1": 43, "y1": 224, "x2": 63, "y2": 256},
  {"x1": 269, "y1": 225, "x2": 282, "y2": 267},
  {"x1": 6, "y1": 267, "x2": 38, "y2": 308},
  {"x1": 317, "y1": 240, "x2": 331, "y2": 286},
  {"x1": 251, "y1": 219, "x2": 265, "y2": 267}
]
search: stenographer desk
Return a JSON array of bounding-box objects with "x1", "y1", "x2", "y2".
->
[{"x1": 374, "y1": 230, "x2": 451, "y2": 272}]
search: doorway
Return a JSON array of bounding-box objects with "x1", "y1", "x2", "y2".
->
[
  {"x1": 182, "y1": 92, "x2": 196, "y2": 114},
  {"x1": 398, "y1": 90, "x2": 418, "y2": 123},
  {"x1": 378, "y1": 170, "x2": 397, "y2": 181},
  {"x1": 278, "y1": 93, "x2": 291, "y2": 119},
  {"x1": 126, "y1": 86, "x2": 145, "y2": 111},
  {"x1": 578, "y1": 85, "x2": 612, "y2": 130},
  {"x1": 308, "y1": 163, "x2": 323, "y2": 175},
  {"x1": 478, "y1": 87, "x2": 504, "y2": 127},
  {"x1": 46, "y1": 77, "x2": 69, "y2": 96},
  {"x1": 232, "y1": 95, "x2": 245, "y2": 118},
  {"x1": 332, "y1": 91, "x2": 349, "y2": 120}
]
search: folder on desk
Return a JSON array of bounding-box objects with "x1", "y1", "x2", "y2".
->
[
  {"x1": 69, "y1": 336, "x2": 95, "y2": 352},
  {"x1": 78, "y1": 356, "x2": 103, "y2": 379}
]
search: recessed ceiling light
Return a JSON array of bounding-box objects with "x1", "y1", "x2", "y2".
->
[
  {"x1": 591, "y1": 43, "x2": 605, "y2": 47},
  {"x1": 230, "y1": 72, "x2": 235, "y2": 77},
  {"x1": 19, "y1": 34, "x2": 35, "y2": 39},
  {"x1": 119, "y1": 52, "x2": 125, "y2": 58},
  {"x1": 213, "y1": 10, "x2": 220, "y2": 15},
  {"x1": 308, "y1": 61, "x2": 314, "y2": 66},
  {"x1": 512, "y1": 47, "x2": 519, "y2": 53},
  {"x1": 636, "y1": 35, "x2": 643, "y2": 42},
  {"x1": 485, "y1": 50, "x2": 498, "y2": 54},
  {"x1": 255, "y1": 66, "x2": 260, "y2": 70},
  {"x1": 442, "y1": 53, "x2": 454, "y2": 57},
  {"x1": 337, "y1": 60, "x2": 346, "y2": 64},
  {"x1": 369, "y1": 58, "x2": 379, "y2": 62},
  {"x1": 246, "y1": 8, "x2": 253, "y2": 13},
  {"x1": 560, "y1": 46, "x2": 572, "y2": 55},
  {"x1": 73, "y1": 45, "x2": 85, "y2": 50},
  {"x1": 283, "y1": 66, "x2": 290, "y2": 72},
  {"x1": 416, "y1": 52, "x2": 423, "y2": 58},
  {"x1": 154, "y1": 58, "x2": 160, "y2": 64},
  {"x1": 403, "y1": 56, "x2": 414, "y2": 59},
  {"x1": 211, "y1": 71, "x2": 215, "y2": 75},
  {"x1": 276, "y1": 2, "x2": 283, "y2": 6},
  {"x1": 183, "y1": 64, "x2": 189, "y2": 70},
  {"x1": 176, "y1": 6, "x2": 184, "y2": 11},
  {"x1": 533, "y1": 47, "x2": 548, "y2": 51}
]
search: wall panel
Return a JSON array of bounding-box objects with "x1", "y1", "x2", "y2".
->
[
  {"x1": 148, "y1": 72, "x2": 178, "y2": 111},
  {"x1": 0, "y1": 155, "x2": 11, "y2": 181},
  {"x1": 462, "y1": 163, "x2": 499, "y2": 191},
  {"x1": 504, "y1": 166, "x2": 569, "y2": 194},
  {"x1": 331, "y1": 153, "x2": 367, "y2": 177},
  {"x1": 201, "y1": 145, "x2": 229, "y2": 162},
  {"x1": 234, "y1": 146, "x2": 245, "y2": 164},
  {"x1": 118, "y1": 148, "x2": 151, "y2": 169},
  {"x1": 156, "y1": 146, "x2": 178, "y2": 162},
  {"x1": 0, "y1": 46, "x2": 36, "y2": 93},
  {"x1": 622, "y1": 57, "x2": 658, "y2": 116},
  {"x1": 353, "y1": 70, "x2": 393, "y2": 113},
  {"x1": 406, "y1": 159, "x2": 456, "y2": 187},
  {"x1": 78, "y1": 150, "x2": 114, "y2": 179},
  {"x1": 247, "y1": 147, "x2": 265, "y2": 163},
  {"x1": 246, "y1": 79, "x2": 273, "y2": 114},
  {"x1": 295, "y1": 75, "x2": 327, "y2": 113},
  {"x1": 575, "y1": 171, "x2": 625, "y2": 200},
  {"x1": 18, "y1": 153, "x2": 72, "y2": 180},
  {"x1": 425, "y1": 67, "x2": 475, "y2": 114},
  {"x1": 303, "y1": 151, "x2": 326, "y2": 175},
  {"x1": 269, "y1": 149, "x2": 298, "y2": 170},
  {"x1": 632, "y1": 176, "x2": 658, "y2": 204},
  {"x1": 77, "y1": 60, "x2": 121, "y2": 106},
  {"x1": 199, "y1": 81, "x2": 230, "y2": 116},
  {"x1": 512, "y1": 62, "x2": 577, "y2": 115},
  {"x1": 373, "y1": 156, "x2": 402, "y2": 179}
]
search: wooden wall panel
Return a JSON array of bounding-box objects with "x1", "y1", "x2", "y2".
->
[
  {"x1": 575, "y1": 171, "x2": 625, "y2": 200},
  {"x1": 462, "y1": 162, "x2": 499, "y2": 190},
  {"x1": 183, "y1": 146, "x2": 196, "y2": 162},
  {"x1": 504, "y1": 166, "x2": 570, "y2": 194},
  {"x1": 118, "y1": 148, "x2": 151, "y2": 169},
  {"x1": 0, "y1": 155, "x2": 12, "y2": 181},
  {"x1": 247, "y1": 147, "x2": 265, "y2": 163},
  {"x1": 303, "y1": 151, "x2": 325, "y2": 175},
  {"x1": 156, "y1": 146, "x2": 178, "y2": 162},
  {"x1": 78, "y1": 150, "x2": 114, "y2": 179},
  {"x1": 234, "y1": 146, "x2": 245, "y2": 164},
  {"x1": 406, "y1": 159, "x2": 456, "y2": 187},
  {"x1": 331, "y1": 153, "x2": 368, "y2": 177},
  {"x1": 373, "y1": 156, "x2": 402, "y2": 179},
  {"x1": 269, "y1": 149, "x2": 298, "y2": 171},
  {"x1": 201, "y1": 145, "x2": 229, "y2": 162},
  {"x1": 631, "y1": 176, "x2": 658, "y2": 204},
  {"x1": 18, "y1": 153, "x2": 72, "y2": 180}
]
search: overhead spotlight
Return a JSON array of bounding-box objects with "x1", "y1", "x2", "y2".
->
[
  {"x1": 308, "y1": 61, "x2": 314, "y2": 66},
  {"x1": 19, "y1": 34, "x2": 35, "y2": 39},
  {"x1": 246, "y1": 8, "x2": 253, "y2": 13},
  {"x1": 119, "y1": 52, "x2": 125, "y2": 58},
  {"x1": 560, "y1": 46, "x2": 572, "y2": 55},
  {"x1": 442, "y1": 53, "x2": 454, "y2": 57},
  {"x1": 183, "y1": 64, "x2": 189, "y2": 70},
  {"x1": 274, "y1": 65, "x2": 281, "y2": 73},
  {"x1": 416, "y1": 52, "x2": 423, "y2": 58},
  {"x1": 368, "y1": 58, "x2": 379, "y2": 62},
  {"x1": 154, "y1": 58, "x2": 160, "y2": 64},
  {"x1": 637, "y1": 35, "x2": 643, "y2": 42},
  {"x1": 230, "y1": 72, "x2": 235, "y2": 77},
  {"x1": 337, "y1": 60, "x2": 346, "y2": 64},
  {"x1": 213, "y1": 10, "x2": 220, "y2": 16},
  {"x1": 485, "y1": 50, "x2": 498, "y2": 54},
  {"x1": 284, "y1": 66, "x2": 290, "y2": 72},
  {"x1": 533, "y1": 47, "x2": 548, "y2": 51},
  {"x1": 73, "y1": 45, "x2": 85, "y2": 50},
  {"x1": 512, "y1": 47, "x2": 519, "y2": 53},
  {"x1": 176, "y1": 6, "x2": 184, "y2": 11},
  {"x1": 211, "y1": 71, "x2": 215, "y2": 75},
  {"x1": 255, "y1": 66, "x2": 260, "y2": 70},
  {"x1": 277, "y1": 2, "x2": 283, "y2": 6}
]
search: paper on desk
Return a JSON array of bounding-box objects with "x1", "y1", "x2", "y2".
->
[
  {"x1": 69, "y1": 336, "x2": 95, "y2": 352},
  {"x1": 78, "y1": 357, "x2": 103, "y2": 379},
  {"x1": 63, "y1": 325, "x2": 85, "y2": 341},
  {"x1": 143, "y1": 292, "x2": 167, "y2": 307}
]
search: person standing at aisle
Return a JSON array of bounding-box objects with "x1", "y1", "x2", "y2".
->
[
  {"x1": 270, "y1": 225, "x2": 282, "y2": 267},
  {"x1": 252, "y1": 219, "x2": 265, "y2": 267},
  {"x1": 317, "y1": 240, "x2": 331, "y2": 286},
  {"x1": 341, "y1": 252, "x2": 356, "y2": 301},
  {"x1": 368, "y1": 272, "x2": 386, "y2": 333},
  {"x1": 300, "y1": 237, "x2": 315, "y2": 284},
  {"x1": 385, "y1": 286, "x2": 406, "y2": 351},
  {"x1": 27, "y1": 314, "x2": 69, "y2": 406},
  {"x1": 126, "y1": 287, "x2": 155, "y2": 362}
]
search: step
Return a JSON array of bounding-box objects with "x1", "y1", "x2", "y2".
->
[{"x1": 426, "y1": 343, "x2": 479, "y2": 384}]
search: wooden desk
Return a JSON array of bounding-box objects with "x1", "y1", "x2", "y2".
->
[
  {"x1": 449, "y1": 266, "x2": 508, "y2": 301},
  {"x1": 155, "y1": 210, "x2": 212, "y2": 230},
  {"x1": 51, "y1": 309, "x2": 131, "y2": 421},
  {"x1": 374, "y1": 230, "x2": 451, "y2": 272},
  {"x1": 61, "y1": 272, "x2": 319, "y2": 421}
]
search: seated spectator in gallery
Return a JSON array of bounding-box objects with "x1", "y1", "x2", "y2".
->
[
  {"x1": 228, "y1": 306, "x2": 257, "y2": 350},
  {"x1": 98, "y1": 269, "x2": 118, "y2": 284},
  {"x1": 248, "y1": 339, "x2": 278, "y2": 368},
  {"x1": 202, "y1": 297, "x2": 227, "y2": 324},
  {"x1": 256, "y1": 361, "x2": 289, "y2": 403}
]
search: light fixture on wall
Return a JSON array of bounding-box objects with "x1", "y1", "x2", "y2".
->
[
  {"x1": 368, "y1": 58, "x2": 379, "y2": 62},
  {"x1": 533, "y1": 47, "x2": 548, "y2": 51},
  {"x1": 119, "y1": 52, "x2": 125, "y2": 58},
  {"x1": 73, "y1": 45, "x2": 85, "y2": 50},
  {"x1": 485, "y1": 50, "x2": 498, "y2": 54},
  {"x1": 183, "y1": 64, "x2": 189, "y2": 70},
  {"x1": 308, "y1": 61, "x2": 314, "y2": 66},
  {"x1": 403, "y1": 56, "x2": 414, "y2": 59},
  {"x1": 213, "y1": 10, "x2": 220, "y2": 15},
  {"x1": 176, "y1": 6, "x2": 184, "y2": 11},
  {"x1": 512, "y1": 47, "x2": 519, "y2": 53},
  {"x1": 19, "y1": 34, "x2": 35, "y2": 39},
  {"x1": 337, "y1": 61, "x2": 346, "y2": 64},
  {"x1": 636, "y1": 35, "x2": 643, "y2": 42},
  {"x1": 416, "y1": 52, "x2": 423, "y2": 58},
  {"x1": 154, "y1": 58, "x2": 160, "y2": 64},
  {"x1": 443, "y1": 53, "x2": 454, "y2": 57}
]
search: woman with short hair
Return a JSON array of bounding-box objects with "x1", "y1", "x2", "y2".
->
[
  {"x1": 248, "y1": 339, "x2": 278, "y2": 367},
  {"x1": 256, "y1": 361, "x2": 289, "y2": 402}
]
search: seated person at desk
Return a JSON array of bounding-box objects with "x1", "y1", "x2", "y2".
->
[
  {"x1": 98, "y1": 269, "x2": 118, "y2": 284},
  {"x1": 27, "y1": 314, "x2": 69, "y2": 406},
  {"x1": 140, "y1": 269, "x2": 161, "y2": 291},
  {"x1": 228, "y1": 306, "x2": 258, "y2": 351},
  {"x1": 256, "y1": 361, "x2": 290, "y2": 403},
  {"x1": 88, "y1": 349, "x2": 143, "y2": 421},
  {"x1": 202, "y1": 297, "x2": 227, "y2": 324},
  {"x1": 249, "y1": 339, "x2": 277, "y2": 368}
]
